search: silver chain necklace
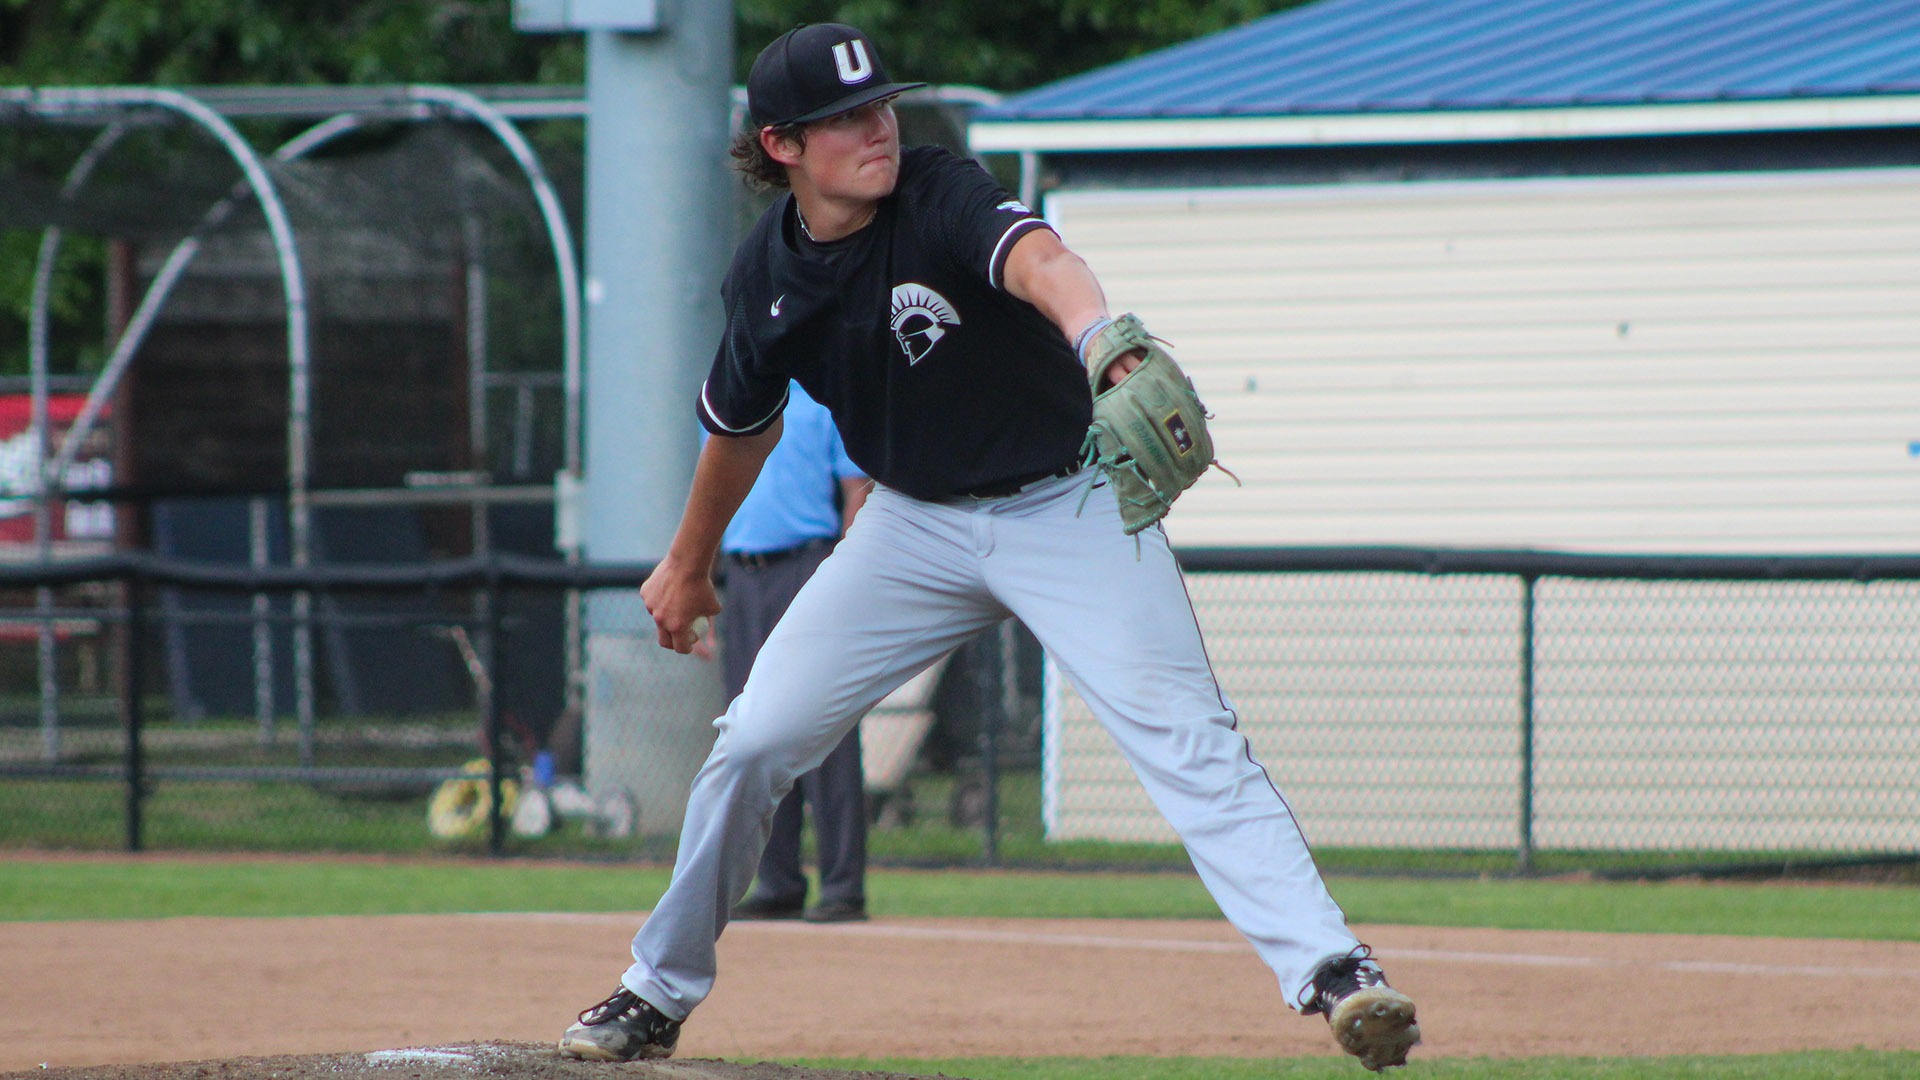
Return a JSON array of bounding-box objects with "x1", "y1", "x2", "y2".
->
[{"x1": 797, "y1": 204, "x2": 876, "y2": 243}]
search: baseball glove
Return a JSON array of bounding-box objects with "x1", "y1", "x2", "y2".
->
[{"x1": 1077, "y1": 314, "x2": 1234, "y2": 535}]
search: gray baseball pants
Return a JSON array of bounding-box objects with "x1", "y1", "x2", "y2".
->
[{"x1": 623, "y1": 470, "x2": 1361, "y2": 1019}]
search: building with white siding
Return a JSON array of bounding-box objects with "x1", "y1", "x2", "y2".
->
[{"x1": 968, "y1": 0, "x2": 1920, "y2": 853}]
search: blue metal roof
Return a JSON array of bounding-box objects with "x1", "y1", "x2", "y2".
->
[{"x1": 975, "y1": 0, "x2": 1920, "y2": 122}]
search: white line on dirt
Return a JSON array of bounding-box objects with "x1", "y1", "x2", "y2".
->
[
  {"x1": 364, "y1": 1048, "x2": 473, "y2": 1063},
  {"x1": 465, "y1": 912, "x2": 1920, "y2": 981}
]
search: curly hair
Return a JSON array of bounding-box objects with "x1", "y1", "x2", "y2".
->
[{"x1": 729, "y1": 123, "x2": 806, "y2": 190}]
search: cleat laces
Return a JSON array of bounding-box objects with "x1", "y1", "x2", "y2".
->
[
  {"x1": 580, "y1": 987, "x2": 655, "y2": 1027},
  {"x1": 1299, "y1": 945, "x2": 1390, "y2": 1017}
]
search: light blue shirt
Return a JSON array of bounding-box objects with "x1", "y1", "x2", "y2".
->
[{"x1": 718, "y1": 383, "x2": 864, "y2": 555}]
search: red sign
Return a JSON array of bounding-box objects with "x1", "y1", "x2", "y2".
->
[{"x1": 0, "y1": 393, "x2": 114, "y2": 547}]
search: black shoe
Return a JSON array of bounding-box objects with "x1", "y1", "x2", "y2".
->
[
  {"x1": 802, "y1": 898, "x2": 868, "y2": 923},
  {"x1": 1300, "y1": 948, "x2": 1420, "y2": 1072},
  {"x1": 557, "y1": 986, "x2": 681, "y2": 1062},
  {"x1": 730, "y1": 893, "x2": 805, "y2": 920}
]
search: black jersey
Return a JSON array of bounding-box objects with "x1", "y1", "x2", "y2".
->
[{"x1": 698, "y1": 146, "x2": 1092, "y2": 501}]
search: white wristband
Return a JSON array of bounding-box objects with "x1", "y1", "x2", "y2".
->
[{"x1": 1073, "y1": 316, "x2": 1114, "y2": 361}]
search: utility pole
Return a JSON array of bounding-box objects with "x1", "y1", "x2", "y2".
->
[{"x1": 517, "y1": 1, "x2": 735, "y2": 835}]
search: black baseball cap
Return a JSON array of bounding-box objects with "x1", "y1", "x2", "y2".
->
[{"x1": 747, "y1": 23, "x2": 926, "y2": 128}]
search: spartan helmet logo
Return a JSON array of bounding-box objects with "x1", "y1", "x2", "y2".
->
[{"x1": 889, "y1": 283, "x2": 962, "y2": 365}]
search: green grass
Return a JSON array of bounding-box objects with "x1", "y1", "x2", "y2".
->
[
  {"x1": 9, "y1": 755, "x2": 1914, "y2": 885},
  {"x1": 1323, "y1": 875, "x2": 1920, "y2": 941},
  {"x1": 0, "y1": 857, "x2": 673, "y2": 920},
  {"x1": 0, "y1": 778, "x2": 490, "y2": 854},
  {"x1": 791, "y1": 1053, "x2": 1920, "y2": 1079},
  {"x1": 10, "y1": 763, "x2": 1908, "y2": 888},
  {"x1": 0, "y1": 856, "x2": 1914, "y2": 942}
]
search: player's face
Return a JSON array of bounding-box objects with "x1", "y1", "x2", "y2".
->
[{"x1": 793, "y1": 96, "x2": 901, "y2": 201}]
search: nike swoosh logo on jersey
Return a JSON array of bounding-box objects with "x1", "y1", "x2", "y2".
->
[{"x1": 770, "y1": 295, "x2": 785, "y2": 317}]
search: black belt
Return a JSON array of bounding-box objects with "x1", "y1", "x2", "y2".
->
[
  {"x1": 953, "y1": 459, "x2": 1083, "y2": 500},
  {"x1": 724, "y1": 538, "x2": 832, "y2": 571}
]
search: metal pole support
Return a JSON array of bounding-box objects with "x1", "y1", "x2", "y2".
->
[
  {"x1": 1517, "y1": 574, "x2": 1538, "y2": 875},
  {"x1": 973, "y1": 630, "x2": 1004, "y2": 866},
  {"x1": 482, "y1": 567, "x2": 507, "y2": 855},
  {"x1": 122, "y1": 578, "x2": 147, "y2": 852}
]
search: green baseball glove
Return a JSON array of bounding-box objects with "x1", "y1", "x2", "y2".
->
[{"x1": 1077, "y1": 314, "x2": 1233, "y2": 535}]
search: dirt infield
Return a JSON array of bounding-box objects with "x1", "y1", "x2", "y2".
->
[{"x1": 4, "y1": 910, "x2": 1919, "y2": 1078}]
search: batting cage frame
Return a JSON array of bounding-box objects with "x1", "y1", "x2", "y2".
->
[
  {"x1": 0, "y1": 84, "x2": 1031, "y2": 863},
  {"x1": 0, "y1": 83, "x2": 1005, "y2": 750},
  {"x1": 2, "y1": 84, "x2": 593, "y2": 767}
]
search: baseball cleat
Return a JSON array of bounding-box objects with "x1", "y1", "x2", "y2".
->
[
  {"x1": 1301, "y1": 948, "x2": 1421, "y2": 1072},
  {"x1": 557, "y1": 986, "x2": 681, "y2": 1061}
]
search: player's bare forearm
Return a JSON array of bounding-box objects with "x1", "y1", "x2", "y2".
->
[
  {"x1": 674, "y1": 421, "x2": 783, "y2": 563},
  {"x1": 1002, "y1": 228, "x2": 1140, "y2": 386},
  {"x1": 1003, "y1": 228, "x2": 1107, "y2": 341},
  {"x1": 641, "y1": 419, "x2": 782, "y2": 653}
]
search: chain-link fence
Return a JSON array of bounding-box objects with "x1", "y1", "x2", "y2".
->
[
  {"x1": 3, "y1": 548, "x2": 1917, "y2": 876},
  {"x1": 0, "y1": 554, "x2": 586, "y2": 854},
  {"x1": 1053, "y1": 557, "x2": 1920, "y2": 874}
]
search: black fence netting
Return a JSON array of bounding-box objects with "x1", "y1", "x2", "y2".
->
[{"x1": 2, "y1": 548, "x2": 1917, "y2": 878}]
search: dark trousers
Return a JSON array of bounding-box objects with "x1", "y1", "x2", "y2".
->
[{"x1": 720, "y1": 540, "x2": 866, "y2": 907}]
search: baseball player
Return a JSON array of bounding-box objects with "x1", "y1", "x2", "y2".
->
[{"x1": 560, "y1": 22, "x2": 1421, "y2": 1073}]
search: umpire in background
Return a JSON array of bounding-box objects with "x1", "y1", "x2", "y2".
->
[{"x1": 716, "y1": 381, "x2": 872, "y2": 924}]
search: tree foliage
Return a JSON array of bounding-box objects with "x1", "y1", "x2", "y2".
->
[
  {"x1": 736, "y1": 0, "x2": 1305, "y2": 91},
  {"x1": 0, "y1": 0, "x2": 1303, "y2": 92},
  {"x1": 0, "y1": 0, "x2": 580, "y2": 85}
]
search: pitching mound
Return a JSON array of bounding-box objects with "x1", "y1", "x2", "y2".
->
[{"x1": 12, "y1": 1042, "x2": 944, "y2": 1080}]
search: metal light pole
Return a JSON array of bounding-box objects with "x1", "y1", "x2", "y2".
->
[{"x1": 516, "y1": 1, "x2": 735, "y2": 836}]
